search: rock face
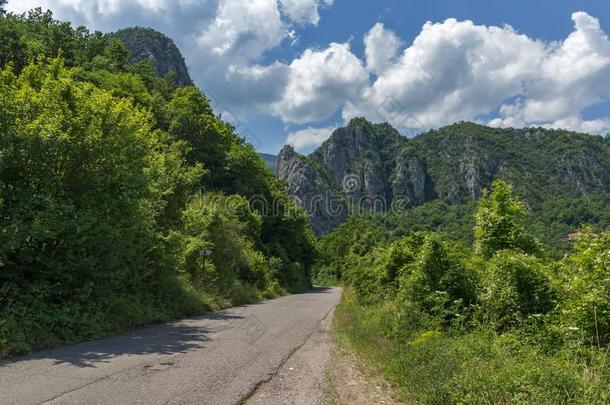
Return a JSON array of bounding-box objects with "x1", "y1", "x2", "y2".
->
[
  {"x1": 392, "y1": 153, "x2": 429, "y2": 206},
  {"x1": 278, "y1": 118, "x2": 610, "y2": 236},
  {"x1": 309, "y1": 119, "x2": 404, "y2": 209},
  {"x1": 277, "y1": 146, "x2": 346, "y2": 236},
  {"x1": 112, "y1": 27, "x2": 192, "y2": 86}
]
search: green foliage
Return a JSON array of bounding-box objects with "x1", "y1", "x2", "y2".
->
[
  {"x1": 479, "y1": 251, "x2": 556, "y2": 331},
  {"x1": 166, "y1": 86, "x2": 230, "y2": 179},
  {"x1": 373, "y1": 200, "x2": 476, "y2": 245},
  {"x1": 179, "y1": 193, "x2": 281, "y2": 303},
  {"x1": 346, "y1": 233, "x2": 424, "y2": 304},
  {"x1": 1, "y1": 9, "x2": 123, "y2": 73},
  {"x1": 327, "y1": 177, "x2": 610, "y2": 402},
  {"x1": 315, "y1": 216, "x2": 385, "y2": 284},
  {"x1": 0, "y1": 10, "x2": 316, "y2": 356},
  {"x1": 0, "y1": 59, "x2": 203, "y2": 355},
  {"x1": 335, "y1": 290, "x2": 610, "y2": 404},
  {"x1": 560, "y1": 230, "x2": 610, "y2": 345},
  {"x1": 398, "y1": 235, "x2": 477, "y2": 319},
  {"x1": 474, "y1": 179, "x2": 541, "y2": 258}
]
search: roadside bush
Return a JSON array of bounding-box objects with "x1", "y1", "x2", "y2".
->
[
  {"x1": 398, "y1": 234, "x2": 478, "y2": 321},
  {"x1": 560, "y1": 230, "x2": 610, "y2": 345},
  {"x1": 316, "y1": 216, "x2": 385, "y2": 284},
  {"x1": 0, "y1": 60, "x2": 204, "y2": 355},
  {"x1": 334, "y1": 289, "x2": 604, "y2": 405},
  {"x1": 332, "y1": 179, "x2": 610, "y2": 403},
  {"x1": 479, "y1": 250, "x2": 556, "y2": 331},
  {"x1": 180, "y1": 193, "x2": 283, "y2": 305},
  {"x1": 347, "y1": 233, "x2": 425, "y2": 304}
]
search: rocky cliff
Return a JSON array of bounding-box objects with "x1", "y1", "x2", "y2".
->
[
  {"x1": 278, "y1": 118, "x2": 610, "y2": 236},
  {"x1": 112, "y1": 27, "x2": 192, "y2": 86}
]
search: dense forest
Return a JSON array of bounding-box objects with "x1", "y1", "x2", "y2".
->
[{"x1": 0, "y1": 9, "x2": 315, "y2": 356}]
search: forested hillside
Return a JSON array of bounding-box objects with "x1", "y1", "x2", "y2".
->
[{"x1": 0, "y1": 9, "x2": 315, "y2": 357}]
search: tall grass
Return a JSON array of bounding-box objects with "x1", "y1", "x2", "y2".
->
[{"x1": 335, "y1": 288, "x2": 610, "y2": 404}]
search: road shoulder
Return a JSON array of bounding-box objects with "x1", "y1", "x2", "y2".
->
[{"x1": 245, "y1": 305, "x2": 401, "y2": 405}]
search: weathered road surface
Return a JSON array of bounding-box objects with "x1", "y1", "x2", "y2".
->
[{"x1": 0, "y1": 287, "x2": 342, "y2": 405}]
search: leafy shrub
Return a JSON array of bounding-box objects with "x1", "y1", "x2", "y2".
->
[
  {"x1": 179, "y1": 193, "x2": 283, "y2": 305},
  {"x1": 347, "y1": 232, "x2": 425, "y2": 304},
  {"x1": 315, "y1": 216, "x2": 385, "y2": 283},
  {"x1": 0, "y1": 59, "x2": 203, "y2": 355},
  {"x1": 334, "y1": 289, "x2": 605, "y2": 405},
  {"x1": 398, "y1": 234, "x2": 478, "y2": 321},
  {"x1": 479, "y1": 250, "x2": 556, "y2": 331},
  {"x1": 560, "y1": 231, "x2": 610, "y2": 345}
]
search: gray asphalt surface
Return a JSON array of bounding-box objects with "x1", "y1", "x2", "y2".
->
[{"x1": 0, "y1": 287, "x2": 342, "y2": 405}]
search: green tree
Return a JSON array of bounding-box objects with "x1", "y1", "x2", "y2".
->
[
  {"x1": 317, "y1": 216, "x2": 385, "y2": 283},
  {"x1": 0, "y1": 9, "x2": 320, "y2": 356},
  {"x1": 166, "y1": 86, "x2": 231, "y2": 187},
  {"x1": 0, "y1": 59, "x2": 196, "y2": 354},
  {"x1": 474, "y1": 179, "x2": 540, "y2": 259}
]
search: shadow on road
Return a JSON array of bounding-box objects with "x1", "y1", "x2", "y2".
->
[
  {"x1": 3, "y1": 288, "x2": 339, "y2": 368},
  {"x1": 291, "y1": 286, "x2": 336, "y2": 295},
  {"x1": 9, "y1": 312, "x2": 243, "y2": 368}
]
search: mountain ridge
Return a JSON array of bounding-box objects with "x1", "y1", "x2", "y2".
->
[{"x1": 279, "y1": 118, "x2": 610, "y2": 238}]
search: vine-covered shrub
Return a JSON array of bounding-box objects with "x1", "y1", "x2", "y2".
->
[
  {"x1": 560, "y1": 231, "x2": 610, "y2": 345},
  {"x1": 398, "y1": 235, "x2": 478, "y2": 319},
  {"x1": 479, "y1": 251, "x2": 555, "y2": 330}
]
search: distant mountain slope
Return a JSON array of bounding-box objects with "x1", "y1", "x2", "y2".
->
[
  {"x1": 111, "y1": 27, "x2": 192, "y2": 86},
  {"x1": 279, "y1": 118, "x2": 610, "y2": 242},
  {"x1": 258, "y1": 153, "x2": 277, "y2": 173}
]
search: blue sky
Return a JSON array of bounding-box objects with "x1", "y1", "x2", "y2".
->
[{"x1": 8, "y1": 0, "x2": 610, "y2": 154}]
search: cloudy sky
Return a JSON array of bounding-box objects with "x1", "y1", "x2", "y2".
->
[{"x1": 8, "y1": 0, "x2": 610, "y2": 154}]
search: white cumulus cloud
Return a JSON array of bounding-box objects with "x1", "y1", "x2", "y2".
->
[
  {"x1": 346, "y1": 12, "x2": 610, "y2": 136},
  {"x1": 286, "y1": 125, "x2": 336, "y2": 151},
  {"x1": 272, "y1": 42, "x2": 369, "y2": 124},
  {"x1": 364, "y1": 23, "x2": 402, "y2": 75},
  {"x1": 279, "y1": 0, "x2": 326, "y2": 25},
  {"x1": 345, "y1": 18, "x2": 546, "y2": 130},
  {"x1": 500, "y1": 12, "x2": 610, "y2": 127},
  {"x1": 198, "y1": 0, "x2": 285, "y2": 60}
]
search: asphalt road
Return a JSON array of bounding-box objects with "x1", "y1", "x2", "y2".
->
[{"x1": 0, "y1": 287, "x2": 342, "y2": 405}]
